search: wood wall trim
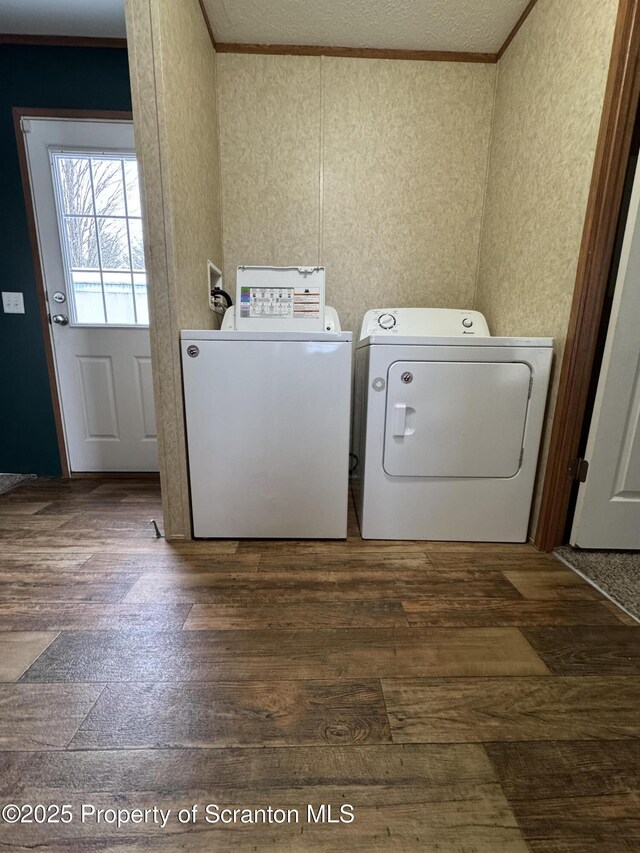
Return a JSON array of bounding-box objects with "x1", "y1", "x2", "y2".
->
[
  {"x1": 534, "y1": 0, "x2": 640, "y2": 552},
  {"x1": 70, "y1": 472, "x2": 161, "y2": 479},
  {"x1": 11, "y1": 107, "x2": 133, "y2": 480},
  {"x1": 0, "y1": 34, "x2": 127, "y2": 49},
  {"x1": 215, "y1": 42, "x2": 498, "y2": 64},
  {"x1": 497, "y1": 0, "x2": 539, "y2": 60},
  {"x1": 13, "y1": 106, "x2": 133, "y2": 122},
  {"x1": 200, "y1": 0, "x2": 540, "y2": 64},
  {"x1": 197, "y1": 0, "x2": 217, "y2": 50}
]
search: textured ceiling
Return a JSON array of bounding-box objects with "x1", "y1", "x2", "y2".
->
[
  {"x1": 203, "y1": 0, "x2": 531, "y2": 53},
  {"x1": 0, "y1": 0, "x2": 126, "y2": 39}
]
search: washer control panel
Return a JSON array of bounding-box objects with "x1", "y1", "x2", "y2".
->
[{"x1": 360, "y1": 308, "x2": 491, "y2": 340}]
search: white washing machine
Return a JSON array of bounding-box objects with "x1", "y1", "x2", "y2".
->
[
  {"x1": 352, "y1": 308, "x2": 553, "y2": 541},
  {"x1": 182, "y1": 266, "x2": 352, "y2": 538}
]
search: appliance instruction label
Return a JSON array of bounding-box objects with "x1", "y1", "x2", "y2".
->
[{"x1": 240, "y1": 287, "x2": 321, "y2": 319}]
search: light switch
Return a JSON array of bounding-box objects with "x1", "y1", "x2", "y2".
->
[{"x1": 2, "y1": 292, "x2": 25, "y2": 314}]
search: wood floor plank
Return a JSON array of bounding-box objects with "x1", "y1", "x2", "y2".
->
[
  {"x1": 88, "y1": 481, "x2": 160, "y2": 495},
  {"x1": 0, "y1": 603, "x2": 192, "y2": 631},
  {"x1": 1, "y1": 480, "x2": 97, "y2": 499},
  {"x1": 0, "y1": 538, "x2": 240, "y2": 554},
  {"x1": 0, "y1": 528, "x2": 37, "y2": 540},
  {"x1": 70, "y1": 680, "x2": 391, "y2": 749},
  {"x1": 258, "y1": 554, "x2": 433, "y2": 571},
  {"x1": 0, "y1": 501, "x2": 52, "y2": 515},
  {"x1": 0, "y1": 513, "x2": 74, "y2": 530},
  {"x1": 0, "y1": 745, "x2": 528, "y2": 851},
  {"x1": 184, "y1": 601, "x2": 408, "y2": 629},
  {"x1": 402, "y1": 599, "x2": 622, "y2": 627},
  {"x1": 0, "y1": 570, "x2": 141, "y2": 603},
  {"x1": 33, "y1": 500, "x2": 163, "y2": 515},
  {"x1": 123, "y1": 571, "x2": 304, "y2": 604},
  {"x1": 504, "y1": 569, "x2": 600, "y2": 600},
  {"x1": 82, "y1": 552, "x2": 261, "y2": 573},
  {"x1": 485, "y1": 740, "x2": 640, "y2": 852},
  {"x1": 601, "y1": 599, "x2": 639, "y2": 625},
  {"x1": 428, "y1": 552, "x2": 567, "y2": 571},
  {"x1": 0, "y1": 683, "x2": 103, "y2": 749},
  {"x1": 123, "y1": 568, "x2": 521, "y2": 604},
  {"x1": 55, "y1": 512, "x2": 163, "y2": 531},
  {"x1": 0, "y1": 631, "x2": 58, "y2": 681},
  {"x1": 120, "y1": 493, "x2": 165, "y2": 503},
  {"x1": 237, "y1": 539, "x2": 430, "y2": 554},
  {"x1": 522, "y1": 626, "x2": 640, "y2": 674},
  {"x1": 21, "y1": 527, "x2": 165, "y2": 541},
  {"x1": 423, "y1": 542, "x2": 539, "y2": 554},
  {"x1": 0, "y1": 541, "x2": 239, "y2": 558},
  {"x1": 19, "y1": 627, "x2": 549, "y2": 682},
  {"x1": 382, "y1": 676, "x2": 640, "y2": 742},
  {"x1": 0, "y1": 554, "x2": 93, "y2": 571}
]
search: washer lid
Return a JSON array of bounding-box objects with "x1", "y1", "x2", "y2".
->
[{"x1": 383, "y1": 360, "x2": 532, "y2": 479}]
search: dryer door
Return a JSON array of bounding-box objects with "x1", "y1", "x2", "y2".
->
[{"x1": 383, "y1": 361, "x2": 531, "y2": 478}]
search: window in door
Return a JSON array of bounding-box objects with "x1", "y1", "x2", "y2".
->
[{"x1": 51, "y1": 152, "x2": 148, "y2": 326}]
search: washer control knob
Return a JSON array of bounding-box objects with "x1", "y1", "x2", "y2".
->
[
  {"x1": 378, "y1": 313, "x2": 396, "y2": 329},
  {"x1": 462, "y1": 318, "x2": 473, "y2": 328}
]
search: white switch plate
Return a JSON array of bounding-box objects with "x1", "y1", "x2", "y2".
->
[{"x1": 2, "y1": 292, "x2": 25, "y2": 314}]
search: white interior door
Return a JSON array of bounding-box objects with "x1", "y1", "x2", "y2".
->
[
  {"x1": 571, "y1": 153, "x2": 640, "y2": 548},
  {"x1": 23, "y1": 117, "x2": 158, "y2": 473}
]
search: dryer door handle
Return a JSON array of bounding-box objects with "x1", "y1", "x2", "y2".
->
[
  {"x1": 393, "y1": 404, "x2": 407, "y2": 437},
  {"x1": 392, "y1": 403, "x2": 416, "y2": 437}
]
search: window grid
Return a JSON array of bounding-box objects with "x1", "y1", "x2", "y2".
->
[
  {"x1": 51, "y1": 152, "x2": 148, "y2": 327},
  {"x1": 119, "y1": 157, "x2": 137, "y2": 324},
  {"x1": 86, "y1": 155, "x2": 109, "y2": 324},
  {"x1": 61, "y1": 213, "x2": 143, "y2": 221}
]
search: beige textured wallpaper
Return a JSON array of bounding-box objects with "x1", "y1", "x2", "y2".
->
[
  {"x1": 126, "y1": 0, "x2": 222, "y2": 538},
  {"x1": 475, "y1": 0, "x2": 619, "y2": 533},
  {"x1": 217, "y1": 53, "x2": 496, "y2": 334},
  {"x1": 154, "y1": 0, "x2": 224, "y2": 332},
  {"x1": 217, "y1": 54, "x2": 321, "y2": 286},
  {"x1": 323, "y1": 57, "x2": 496, "y2": 334}
]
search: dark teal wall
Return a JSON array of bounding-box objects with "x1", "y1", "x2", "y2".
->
[{"x1": 0, "y1": 44, "x2": 131, "y2": 476}]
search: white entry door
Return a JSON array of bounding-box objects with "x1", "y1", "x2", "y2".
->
[
  {"x1": 571, "y1": 154, "x2": 640, "y2": 548},
  {"x1": 23, "y1": 118, "x2": 158, "y2": 473}
]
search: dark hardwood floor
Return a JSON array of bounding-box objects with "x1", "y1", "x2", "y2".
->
[{"x1": 0, "y1": 477, "x2": 638, "y2": 851}]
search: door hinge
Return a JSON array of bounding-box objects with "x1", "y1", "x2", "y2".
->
[{"x1": 568, "y1": 457, "x2": 589, "y2": 482}]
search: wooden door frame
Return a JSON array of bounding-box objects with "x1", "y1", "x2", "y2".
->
[
  {"x1": 13, "y1": 106, "x2": 133, "y2": 478},
  {"x1": 535, "y1": 0, "x2": 640, "y2": 551}
]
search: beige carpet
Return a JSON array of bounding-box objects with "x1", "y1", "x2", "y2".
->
[{"x1": 556, "y1": 545, "x2": 640, "y2": 623}]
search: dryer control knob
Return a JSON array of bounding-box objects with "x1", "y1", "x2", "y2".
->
[
  {"x1": 462, "y1": 318, "x2": 473, "y2": 328},
  {"x1": 378, "y1": 313, "x2": 396, "y2": 329}
]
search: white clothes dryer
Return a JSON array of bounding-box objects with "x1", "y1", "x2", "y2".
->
[{"x1": 352, "y1": 308, "x2": 553, "y2": 541}]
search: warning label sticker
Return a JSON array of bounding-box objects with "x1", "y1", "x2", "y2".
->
[{"x1": 293, "y1": 287, "x2": 320, "y2": 318}]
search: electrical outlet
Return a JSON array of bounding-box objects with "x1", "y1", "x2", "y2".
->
[{"x1": 2, "y1": 292, "x2": 25, "y2": 314}]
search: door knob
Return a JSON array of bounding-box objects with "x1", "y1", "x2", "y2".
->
[{"x1": 52, "y1": 314, "x2": 69, "y2": 325}]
